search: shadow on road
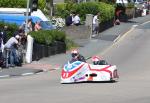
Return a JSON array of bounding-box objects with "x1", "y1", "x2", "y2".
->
[{"x1": 61, "y1": 80, "x2": 119, "y2": 84}]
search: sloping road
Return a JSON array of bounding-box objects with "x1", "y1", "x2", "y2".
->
[{"x1": 0, "y1": 21, "x2": 149, "y2": 103}]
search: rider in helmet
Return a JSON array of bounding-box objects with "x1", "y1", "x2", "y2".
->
[
  {"x1": 70, "y1": 49, "x2": 86, "y2": 63},
  {"x1": 92, "y1": 56, "x2": 100, "y2": 65},
  {"x1": 92, "y1": 56, "x2": 108, "y2": 65}
]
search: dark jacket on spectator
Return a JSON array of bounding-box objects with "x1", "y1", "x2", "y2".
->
[
  {"x1": 65, "y1": 15, "x2": 72, "y2": 26},
  {"x1": 0, "y1": 29, "x2": 7, "y2": 44}
]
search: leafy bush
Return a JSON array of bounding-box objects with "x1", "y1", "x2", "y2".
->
[
  {"x1": 64, "y1": 0, "x2": 76, "y2": 3},
  {"x1": 55, "y1": 2, "x2": 115, "y2": 22},
  {"x1": 73, "y1": 2, "x2": 100, "y2": 21},
  {"x1": 126, "y1": 3, "x2": 135, "y2": 8},
  {"x1": 38, "y1": 0, "x2": 47, "y2": 13},
  {"x1": 0, "y1": 0, "x2": 26, "y2": 8},
  {"x1": 29, "y1": 30, "x2": 77, "y2": 50},
  {"x1": 0, "y1": 0, "x2": 46, "y2": 13},
  {"x1": 50, "y1": 30, "x2": 66, "y2": 41},
  {"x1": 97, "y1": 2, "x2": 115, "y2": 22},
  {"x1": 29, "y1": 30, "x2": 66, "y2": 45},
  {"x1": 54, "y1": 3, "x2": 70, "y2": 18}
]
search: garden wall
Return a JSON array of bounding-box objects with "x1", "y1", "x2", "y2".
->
[{"x1": 32, "y1": 41, "x2": 66, "y2": 61}]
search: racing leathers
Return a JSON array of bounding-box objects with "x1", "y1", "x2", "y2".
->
[{"x1": 70, "y1": 54, "x2": 86, "y2": 63}]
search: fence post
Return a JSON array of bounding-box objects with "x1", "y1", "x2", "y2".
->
[
  {"x1": 25, "y1": 35, "x2": 33, "y2": 63},
  {"x1": 85, "y1": 14, "x2": 93, "y2": 39}
]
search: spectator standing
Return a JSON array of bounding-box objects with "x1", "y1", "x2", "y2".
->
[
  {"x1": 0, "y1": 26, "x2": 8, "y2": 44},
  {"x1": 72, "y1": 13, "x2": 81, "y2": 26},
  {"x1": 0, "y1": 34, "x2": 3, "y2": 52},
  {"x1": 0, "y1": 26, "x2": 8, "y2": 53},
  {"x1": 14, "y1": 26, "x2": 27, "y2": 65},
  {"x1": 0, "y1": 34, "x2": 4, "y2": 67},
  {"x1": 34, "y1": 21, "x2": 42, "y2": 31},
  {"x1": 92, "y1": 12, "x2": 100, "y2": 37},
  {"x1": 14, "y1": 26, "x2": 27, "y2": 48},
  {"x1": 27, "y1": 18, "x2": 34, "y2": 32},
  {"x1": 115, "y1": 10, "x2": 122, "y2": 25},
  {"x1": 4, "y1": 35, "x2": 20, "y2": 67},
  {"x1": 21, "y1": 18, "x2": 34, "y2": 33}
]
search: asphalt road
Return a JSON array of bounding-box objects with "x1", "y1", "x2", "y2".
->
[{"x1": 0, "y1": 20, "x2": 149, "y2": 103}]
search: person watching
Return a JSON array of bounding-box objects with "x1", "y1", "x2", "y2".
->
[
  {"x1": 4, "y1": 35, "x2": 20, "y2": 67},
  {"x1": 65, "y1": 13, "x2": 73, "y2": 26},
  {"x1": 34, "y1": 21, "x2": 42, "y2": 31},
  {"x1": 72, "y1": 13, "x2": 81, "y2": 26}
]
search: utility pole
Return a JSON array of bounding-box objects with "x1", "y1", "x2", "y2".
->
[
  {"x1": 25, "y1": 0, "x2": 30, "y2": 35},
  {"x1": 50, "y1": 0, "x2": 53, "y2": 16},
  {"x1": 46, "y1": 0, "x2": 53, "y2": 16}
]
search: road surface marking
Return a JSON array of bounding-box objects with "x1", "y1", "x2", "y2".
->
[
  {"x1": 141, "y1": 21, "x2": 150, "y2": 26},
  {"x1": 100, "y1": 20, "x2": 150, "y2": 56},
  {"x1": 0, "y1": 75, "x2": 10, "y2": 78},
  {"x1": 100, "y1": 27, "x2": 135, "y2": 56},
  {"x1": 22, "y1": 72, "x2": 34, "y2": 76}
]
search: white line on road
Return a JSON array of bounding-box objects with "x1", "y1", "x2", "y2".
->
[
  {"x1": 21, "y1": 72, "x2": 34, "y2": 76},
  {"x1": 113, "y1": 35, "x2": 121, "y2": 42},
  {"x1": 100, "y1": 20, "x2": 150, "y2": 56},
  {"x1": 0, "y1": 75, "x2": 10, "y2": 78},
  {"x1": 100, "y1": 27, "x2": 135, "y2": 56},
  {"x1": 141, "y1": 21, "x2": 150, "y2": 26}
]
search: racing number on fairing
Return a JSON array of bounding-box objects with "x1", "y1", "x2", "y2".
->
[{"x1": 63, "y1": 72, "x2": 69, "y2": 78}]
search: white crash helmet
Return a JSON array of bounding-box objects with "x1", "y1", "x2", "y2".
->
[
  {"x1": 92, "y1": 56, "x2": 101, "y2": 65},
  {"x1": 71, "y1": 49, "x2": 79, "y2": 57}
]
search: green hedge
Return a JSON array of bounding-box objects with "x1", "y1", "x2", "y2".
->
[
  {"x1": 28, "y1": 30, "x2": 66, "y2": 45},
  {"x1": 29, "y1": 30, "x2": 78, "y2": 50},
  {"x1": 0, "y1": 0, "x2": 46, "y2": 13},
  {"x1": 55, "y1": 2, "x2": 115, "y2": 22},
  {"x1": 0, "y1": 0, "x2": 26, "y2": 8}
]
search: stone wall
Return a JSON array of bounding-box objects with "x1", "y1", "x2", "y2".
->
[{"x1": 62, "y1": 25, "x2": 91, "y2": 40}]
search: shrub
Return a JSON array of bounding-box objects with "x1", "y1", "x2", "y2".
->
[
  {"x1": 126, "y1": 3, "x2": 135, "y2": 8},
  {"x1": 29, "y1": 30, "x2": 77, "y2": 50},
  {"x1": 54, "y1": 3, "x2": 70, "y2": 18},
  {"x1": 29, "y1": 30, "x2": 46, "y2": 45},
  {"x1": 50, "y1": 30, "x2": 66, "y2": 41},
  {"x1": 55, "y1": 2, "x2": 115, "y2": 22},
  {"x1": 29, "y1": 30, "x2": 66, "y2": 45},
  {"x1": 0, "y1": 0, "x2": 26, "y2": 8},
  {"x1": 38, "y1": 0, "x2": 47, "y2": 13},
  {"x1": 0, "y1": 0, "x2": 46, "y2": 13},
  {"x1": 73, "y1": 2, "x2": 100, "y2": 21},
  {"x1": 98, "y1": 2, "x2": 115, "y2": 22}
]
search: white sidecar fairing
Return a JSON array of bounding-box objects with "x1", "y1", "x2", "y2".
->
[
  {"x1": 85, "y1": 64, "x2": 118, "y2": 82},
  {"x1": 61, "y1": 61, "x2": 119, "y2": 83}
]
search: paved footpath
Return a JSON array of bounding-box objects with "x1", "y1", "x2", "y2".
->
[{"x1": 0, "y1": 15, "x2": 150, "y2": 77}]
